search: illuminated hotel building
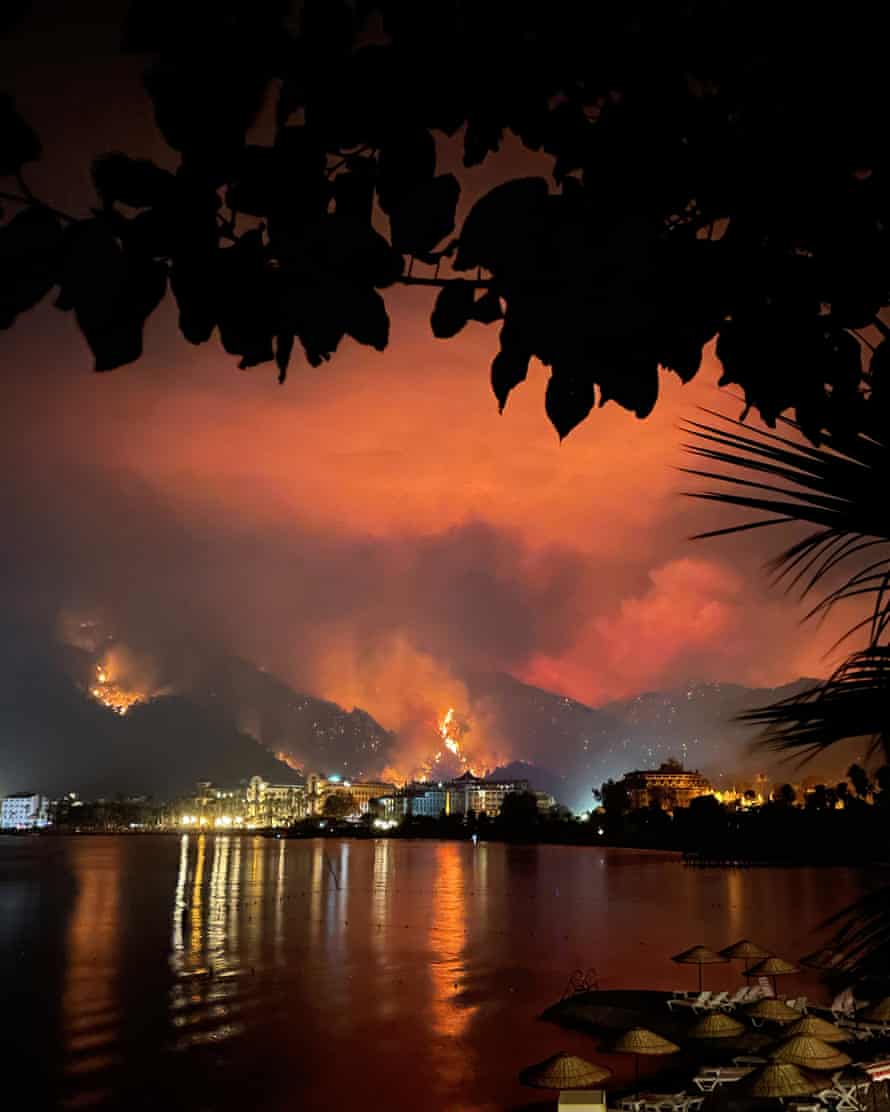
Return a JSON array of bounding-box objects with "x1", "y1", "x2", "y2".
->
[
  {"x1": 246, "y1": 776, "x2": 307, "y2": 827},
  {"x1": 306, "y1": 774, "x2": 395, "y2": 816},
  {"x1": 379, "y1": 773, "x2": 541, "y2": 820},
  {"x1": 620, "y1": 762, "x2": 713, "y2": 810},
  {"x1": 1, "y1": 791, "x2": 49, "y2": 829},
  {"x1": 446, "y1": 771, "x2": 532, "y2": 818}
]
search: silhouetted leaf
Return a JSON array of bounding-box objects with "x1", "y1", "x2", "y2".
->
[
  {"x1": 377, "y1": 127, "x2": 436, "y2": 214},
  {"x1": 490, "y1": 331, "x2": 531, "y2": 413},
  {"x1": 92, "y1": 153, "x2": 176, "y2": 208},
  {"x1": 431, "y1": 279, "x2": 475, "y2": 338},
  {"x1": 57, "y1": 218, "x2": 167, "y2": 369},
  {"x1": 0, "y1": 206, "x2": 62, "y2": 328},
  {"x1": 464, "y1": 115, "x2": 502, "y2": 167},
  {"x1": 332, "y1": 160, "x2": 376, "y2": 226},
  {"x1": 388, "y1": 173, "x2": 459, "y2": 260},
  {"x1": 144, "y1": 57, "x2": 269, "y2": 177},
  {"x1": 596, "y1": 347, "x2": 660, "y2": 419},
  {"x1": 545, "y1": 369, "x2": 594, "y2": 440},
  {"x1": 470, "y1": 289, "x2": 502, "y2": 324},
  {"x1": 170, "y1": 256, "x2": 217, "y2": 344},
  {"x1": 342, "y1": 285, "x2": 389, "y2": 350},
  {"x1": 226, "y1": 145, "x2": 278, "y2": 217},
  {"x1": 275, "y1": 332, "x2": 294, "y2": 383},
  {"x1": 0, "y1": 93, "x2": 41, "y2": 175},
  {"x1": 541, "y1": 100, "x2": 589, "y2": 181},
  {"x1": 454, "y1": 177, "x2": 549, "y2": 272},
  {"x1": 216, "y1": 232, "x2": 275, "y2": 368}
]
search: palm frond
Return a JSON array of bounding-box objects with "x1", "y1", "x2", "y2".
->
[
  {"x1": 681, "y1": 412, "x2": 890, "y2": 643},
  {"x1": 739, "y1": 647, "x2": 890, "y2": 764},
  {"x1": 684, "y1": 411, "x2": 890, "y2": 988},
  {"x1": 823, "y1": 886, "x2": 890, "y2": 984}
]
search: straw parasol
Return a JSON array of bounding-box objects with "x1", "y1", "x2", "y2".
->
[
  {"x1": 720, "y1": 939, "x2": 772, "y2": 973},
  {"x1": 770, "y1": 1035, "x2": 852, "y2": 1072},
  {"x1": 747, "y1": 955, "x2": 799, "y2": 995},
  {"x1": 736, "y1": 1063, "x2": 822, "y2": 1099},
  {"x1": 687, "y1": 1012, "x2": 746, "y2": 1040},
  {"x1": 743, "y1": 998, "x2": 801, "y2": 1023},
  {"x1": 672, "y1": 945, "x2": 729, "y2": 992},
  {"x1": 862, "y1": 997, "x2": 890, "y2": 1023},
  {"x1": 786, "y1": 1015, "x2": 851, "y2": 1044},
  {"x1": 519, "y1": 1053, "x2": 612, "y2": 1091},
  {"x1": 613, "y1": 1028, "x2": 680, "y2": 1089}
]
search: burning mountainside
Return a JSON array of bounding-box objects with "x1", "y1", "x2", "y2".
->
[
  {"x1": 407, "y1": 707, "x2": 493, "y2": 781},
  {"x1": 90, "y1": 662, "x2": 146, "y2": 716}
]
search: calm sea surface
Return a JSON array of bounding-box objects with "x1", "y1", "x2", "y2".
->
[{"x1": 1, "y1": 835, "x2": 883, "y2": 1111}]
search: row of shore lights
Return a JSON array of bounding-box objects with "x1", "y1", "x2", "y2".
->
[{"x1": 179, "y1": 815, "x2": 246, "y2": 828}]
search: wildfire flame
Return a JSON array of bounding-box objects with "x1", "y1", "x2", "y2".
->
[
  {"x1": 439, "y1": 707, "x2": 465, "y2": 761},
  {"x1": 90, "y1": 662, "x2": 145, "y2": 716}
]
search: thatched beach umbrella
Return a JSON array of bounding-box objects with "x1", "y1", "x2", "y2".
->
[
  {"x1": 862, "y1": 997, "x2": 890, "y2": 1023},
  {"x1": 519, "y1": 1053, "x2": 612, "y2": 1091},
  {"x1": 672, "y1": 945, "x2": 729, "y2": 992},
  {"x1": 720, "y1": 939, "x2": 772, "y2": 974},
  {"x1": 747, "y1": 956, "x2": 799, "y2": 996},
  {"x1": 743, "y1": 998, "x2": 800, "y2": 1024},
  {"x1": 786, "y1": 1015, "x2": 850, "y2": 1044},
  {"x1": 687, "y1": 1012, "x2": 746, "y2": 1041},
  {"x1": 613, "y1": 1028, "x2": 680, "y2": 1090},
  {"x1": 736, "y1": 1063, "x2": 821, "y2": 1099},
  {"x1": 770, "y1": 1035, "x2": 852, "y2": 1072}
]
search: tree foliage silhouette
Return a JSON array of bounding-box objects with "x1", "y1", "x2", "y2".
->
[
  {"x1": 321, "y1": 791, "x2": 356, "y2": 819},
  {"x1": 1, "y1": 0, "x2": 887, "y2": 438}
]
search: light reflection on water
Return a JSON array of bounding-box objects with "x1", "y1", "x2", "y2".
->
[{"x1": 1, "y1": 836, "x2": 882, "y2": 1111}]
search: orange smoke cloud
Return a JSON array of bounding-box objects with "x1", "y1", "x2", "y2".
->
[{"x1": 308, "y1": 634, "x2": 506, "y2": 780}]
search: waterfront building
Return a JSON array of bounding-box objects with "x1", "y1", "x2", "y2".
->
[
  {"x1": 379, "y1": 775, "x2": 542, "y2": 821},
  {"x1": 533, "y1": 791, "x2": 557, "y2": 813},
  {"x1": 246, "y1": 776, "x2": 307, "y2": 827},
  {"x1": 173, "y1": 780, "x2": 249, "y2": 828},
  {"x1": 620, "y1": 761, "x2": 713, "y2": 811},
  {"x1": 408, "y1": 786, "x2": 450, "y2": 817},
  {"x1": 1, "y1": 792, "x2": 49, "y2": 829},
  {"x1": 306, "y1": 774, "x2": 395, "y2": 817},
  {"x1": 446, "y1": 771, "x2": 532, "y2": 818},
  {"x1": 378, "y1": 784, "x2": 450, "y2": 820}
]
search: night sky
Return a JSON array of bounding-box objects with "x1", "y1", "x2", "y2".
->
[{"x1": 0, "y1": 4, "x2": 857, "y2": 778}]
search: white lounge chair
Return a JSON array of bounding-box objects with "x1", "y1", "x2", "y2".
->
[
  {"x1": 705, "y1": 991, "x2": 730, "y2": 1010},
  {"x1": 641, "y1": 1092, "x2": 693, "y2": 1112},
  {"x1": 723, "y1": 988, "x2": 751, "y2": 1009},
  {"x1": 667, "y1": 991, "x2": 712, "y2": 1012}
]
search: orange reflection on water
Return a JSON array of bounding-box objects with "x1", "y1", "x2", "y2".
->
[
  {"x1": 169, "y1": 835, "x2": 247, "y2": 1051},
  {"x1": 428, "y1": 843, "x2": 477, "y2": 1081},
  {"x1": 61, "y1": 840, "x2": 123, "y2": 1102}
]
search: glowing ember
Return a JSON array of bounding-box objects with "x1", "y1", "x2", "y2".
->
[{"x1": 90, "y1": 662, "x2": 145, "y2": 716}]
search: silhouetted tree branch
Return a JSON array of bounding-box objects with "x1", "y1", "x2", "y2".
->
[{"x1": 1, "y1": 0, "x2": 888, "y2": 439}]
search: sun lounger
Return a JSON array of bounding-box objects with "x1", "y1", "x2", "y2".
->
[
  {"x1": 693, "y1": 1068, "x2": 752, "y2": 1092},
  {"x1": 640, "y1": 1091, "x2": 695, "y2": 1112},
  {"x1": 723, "y1": 989, "x2": 751, "y2": 1009},
  {"x1": 667, "y1": 991, "x2": 712, "y2": 1013},
  {"x1": 705, "y1": 991, "x2": 730, "y2": 1010}
]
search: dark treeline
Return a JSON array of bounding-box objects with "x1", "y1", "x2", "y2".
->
[{"x1": 598, "y1": 766, "x2": 890, "y2": 864}]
